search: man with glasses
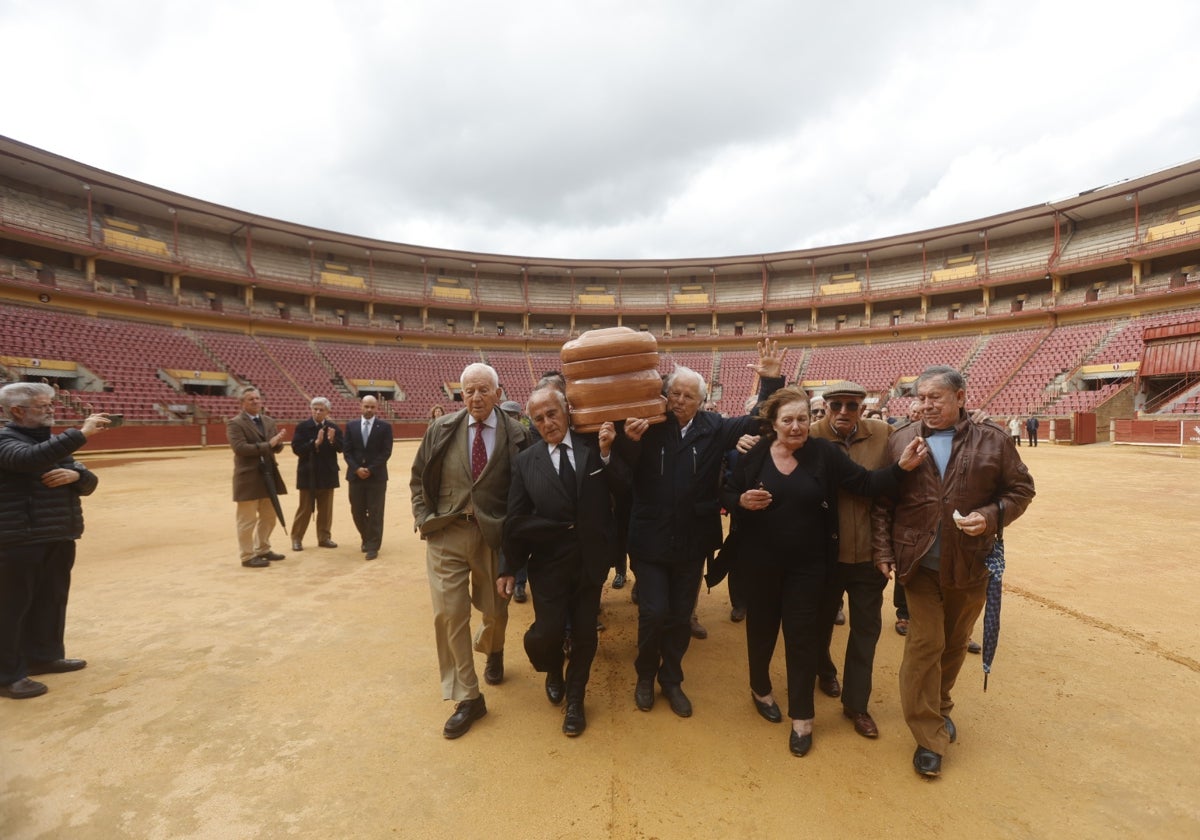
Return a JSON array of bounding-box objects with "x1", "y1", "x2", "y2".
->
[
  {"x1": 0, "y1": 382, "x2": 110, "y2": 699},
  {"x1": 810, "y1": 381, "x2": 892, "y2": 739}
]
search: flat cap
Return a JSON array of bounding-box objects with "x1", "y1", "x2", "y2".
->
[{"x1": 822, "y1": 380, "x2": 867, "y2": 399}]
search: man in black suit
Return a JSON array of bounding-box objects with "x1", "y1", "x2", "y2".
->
[
  {"x1": 498, "y1": 386, "x2": 628, "y2": 737},
  {"x1": 344, "y1": 395, "x2": 392, "y2": 561}
]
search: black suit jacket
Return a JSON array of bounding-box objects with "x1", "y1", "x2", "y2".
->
[
  {"x1": 344, "y1": 417, "x2": 393, "y2": 483},
  {"x1": 501, "y1": 432, "x2": 629, "y2": 586}
]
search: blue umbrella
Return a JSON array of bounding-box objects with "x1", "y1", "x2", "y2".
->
[{"x1": 982, "y1": 502, "x2": 1007, "y2": 691}]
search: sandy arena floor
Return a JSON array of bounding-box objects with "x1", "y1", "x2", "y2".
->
[{"x1": 2, "y1": 440, "x2": 1198, "y2": 839}]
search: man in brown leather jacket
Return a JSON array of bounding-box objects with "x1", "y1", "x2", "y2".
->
[{"x1": 872, "y1": 366, "x2": 1035, "y2": 778}]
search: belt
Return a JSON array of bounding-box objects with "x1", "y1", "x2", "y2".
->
[{"x1": 458, "y1": 511, "x2": 477, "y2": 523}]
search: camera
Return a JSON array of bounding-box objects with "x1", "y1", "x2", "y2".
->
[{"x1": 107, "y1": 414, "x2": 125, "y2": 428}]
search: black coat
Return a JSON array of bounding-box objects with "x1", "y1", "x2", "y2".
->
[
  {"x1": 616, "y1": 376, "x2": 783, "y2": 565},
  {"x1": 502, "y1": 433, "x2": 629, "y2": 586},
  {"x1": 290, "y1": 418, "x2": 343, "y2": 490},
  {"x1": 720, "y1": 436, "x2": 904, "y2": 567},
  {"x1": 0, "y1": 424, "x2": 98, "y2": 547},
  {"x1": 344, "y1": 417, "x2": 393, "y2": 483}
]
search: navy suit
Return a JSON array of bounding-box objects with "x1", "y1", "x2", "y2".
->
[
  {"x1": 503, "y1": 432, "x2": 628, "y2": 703},
  {"x1": 344, "y1": 417, "x2": 393, "y2": 552}
]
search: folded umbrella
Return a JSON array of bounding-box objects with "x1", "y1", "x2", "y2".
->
[
  {"x1": 259, "y1": 456, "x2": 288, "y2": 532},
  {"x1": 982, "y1": 501, "x2": 1006, "y2": 691}
]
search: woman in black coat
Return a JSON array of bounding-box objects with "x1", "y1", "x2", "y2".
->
[{"x1": 721, "y1": 386, "x2": 927, "y2": 757}]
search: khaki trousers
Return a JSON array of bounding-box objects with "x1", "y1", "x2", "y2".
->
[
  {"x1": 899, "y1": 566, "x2": 986, "y2": 754},
  {"x1": 291, "y1": 489, "x2": 334, "y2": 543},
  {"x1": 426, "y1": 519, "x2": 509, "y2": 702},
  {"x1": 236, "y1": 498, "x2": 278, "y2": 561}
]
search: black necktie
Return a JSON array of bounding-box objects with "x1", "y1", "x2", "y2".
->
[
  {"x1": 252, "y1": 416, "x2": 264, "y2": 434},
  {"x1": 559, "y1": 443, "x2": 576, "y2": 501}
]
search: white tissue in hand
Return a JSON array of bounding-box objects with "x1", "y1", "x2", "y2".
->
[{"x1": 952, "y1": 510, "x2": 967, "y2": 528}]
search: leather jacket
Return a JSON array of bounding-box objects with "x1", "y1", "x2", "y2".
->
[{"x1": 871, "y1": 411, "x2": 1035, "y2": 589}]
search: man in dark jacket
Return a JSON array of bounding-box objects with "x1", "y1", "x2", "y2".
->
[
  {"x1": 872, "y1": 366, "x2": 1035, "y2": 778},
  {"x1": 290, "y1": 396, "x2": 343, "y2": 551},
  {"x1": 498, "y1": 386, "x2": 629, "y2": 737},
  {"x1": 617, "y1": 340, "x2": 785, "y2": 717},
  {"x1": 0, "y1": 382, "x2": 110, "y2": 699}
]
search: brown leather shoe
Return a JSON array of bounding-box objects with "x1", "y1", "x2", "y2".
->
[
  {"x1": 2, "y1": 677, "x2": 48, "y2": 699},
  {"x1": 318, "y1": 540, "x2": 338, "y2": 548},
  {"x1": 843, "y1": 708, "x2": 879, "y2": 738},
  {"x1": 818, "y1": 674, "x2": 841, "y2": 698}
]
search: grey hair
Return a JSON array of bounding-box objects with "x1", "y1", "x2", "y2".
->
[
  {"x1": 916, "y1": 365, "x2": 966, "y2": 393},
  {"x1": 461, "y1": 362, "x2": 499, "y2": 389},
  {"x1": 310, "y1": 396, "x2": 331, "y2": 409},
  {"x1": 667, "y1": 365, "x2": 707, "y2": 402},
  {"x1": 0, "y1": 381, "x2": 54, "y2": 410},
  {"x1": 527, "y1": 384, "x2": 568, "y2": 415}
]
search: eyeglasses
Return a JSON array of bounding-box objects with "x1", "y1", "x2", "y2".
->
[{"x1": 828, "y1": 400, "x2": 860, "y2": 412}]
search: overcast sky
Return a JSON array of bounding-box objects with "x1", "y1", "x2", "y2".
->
[{"x1": 3, "y1": 0, "x2": 1198, "y2": 260}]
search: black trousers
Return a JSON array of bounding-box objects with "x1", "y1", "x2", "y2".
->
[
  {"x1": 0, "y1": 540, "x2": 76, "y2": 684},
  {"x1": 631, "y1": 553, "x2": 704, "y2": 687},
  {"x1": 818, "y1": 561, "x2": 888, "y2": 713},
  {"x1": 523, "y1": 559, "x2": 602, "y2": 704},
  {"x1": 348, "y1": 480, "x2": 386, "y2": 551},
  {"x1": 745, "y1": 553, "x2": 830, "y2": 721}
]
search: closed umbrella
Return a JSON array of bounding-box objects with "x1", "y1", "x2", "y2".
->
[
  {"x1": 259, "y1": 456, "x2": 288, "y2": 532},
  {"x1": 982, "y1": 501, "x2": 1006, "y2": 691}
]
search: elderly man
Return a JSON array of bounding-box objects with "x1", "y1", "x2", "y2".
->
[
  {"x1": 411, "y1": 362, "x2": 531, "y2": 739},
  {"x1": 619, "y1": 341, "x2": 785, "y2": 717},
  {"x1": 872, "y1": 365, "x2": 1035, "y2": 778},
  {"x1": 810, "y1": 381, "x2": 892, "y2": 738},
  {"x1": 344, "y1": 395, "x2": 392, "y2": 561},
  {"x1": 227, "y1": 387, "x2": 287, "y2": 569},
  {"x1": 0, "y1": 382, "x2": 109, "y2": 699},
  {"x1": 497, "y1": 387, "x2": 628, "y2": 736},
  {"x1": 290, "y1": 397, "x2": 342, "y2": 552}
]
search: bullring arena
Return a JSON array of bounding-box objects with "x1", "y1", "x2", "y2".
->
[{"x1": 2, "y1": 138, "x2": 1200, "y2": 839}]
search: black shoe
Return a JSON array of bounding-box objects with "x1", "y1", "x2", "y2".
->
[
  {"x1": 913, "y1": 746, "x2": 942, "y2": 777},
  {"x1": 262, "y1": 551, "x2": 285, "y2": 561},
  {"x1": 967, "y1": 639, "x2": 982, "y2": 654},
  {"x1": 789, "y1": 729, "x2": 813, "y2": 757},
  {"x1": 365, "y1": 550, "x2": 378, "y2": 561},
  {"x1": 818, "y1": 674, "x2": 842, "y2": 698},
  {"x1": 318, "y1": 540, "x2": 338, "y2": 548},
  {"x1": 752, "y1": 692, "x2": 782, "y2": 723},
  {"x1": 611, "y1": 572, "x2": 626, "y2": 589},
  {"x1": 2, "y1": 677, "x2": 48, "y2": 699},
  {"x1": 242, "y1": 556, "x2": 269, "y2": 568},
  {"x1": 513, "y1": 583, "x2": 527, "y2": 603},
  {"x1": 292, "y1": 540, "x2": 303, "y2": 552},
  {"x1": 443, "y1": 695, "x2": 487, "y2": 739},
  {"x1": 943, "y1": 715, "x2": 957, "y2": 744},
  {"x1": 484, "y1": 651, "x2": 504, "y2": 685},
  {"x1": 634, "y1": 679, "x2": 655, "y2": 711},
  {"x1": 28, "y1": 658, "x2": 87, "y2": 675},
  {"x1": 563, "y1": 701, "x2": 587, "y2": 737},
  {"x1": 730, "y1": 606, "x2": 747, "y2": 622},
  {"x1": 545, "y1": 670, "x2": 565, "y2": 706},
  {"x1": 662, "y1": 684, "x2": 692, "y2": 718},
  {"x1": 689, "y1": 614, "x2": 708, "y2": 640}
]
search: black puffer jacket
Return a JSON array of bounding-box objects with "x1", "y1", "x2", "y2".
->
[{"x1": 0, "y1": 423, "x2": 98, "y2": 546}]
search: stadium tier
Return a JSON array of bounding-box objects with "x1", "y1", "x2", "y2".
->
[{"x1": 2, "y1": 136, "x2": 1200, "y2": 428}]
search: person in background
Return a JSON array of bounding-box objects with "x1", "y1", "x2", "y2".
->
[
  {"x1": 0, "y1": 382, "x2": 109, "y2": 699},
  {"x1": 290, "y1": 397, "x2": 342, "y2": 552},
  {"x1": 1007, "y1": 416, "x2": 1022, "y2": 446},
  {"x1": 429, "y1": 404, "x2": 446, "y2": 424},
  {"x1": 227, "y1": 387, "x2": 287, "y2": 569},
  {"x1": 1025, "y1": 415, "x2": 1040, "y2": 447},
  {"x1": 345, "y1": 395, "x2": 392, "y2": 561}
]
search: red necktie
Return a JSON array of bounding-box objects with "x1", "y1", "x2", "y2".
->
[{"x1": 471, "y1": 422, "x2": 488, "y2": 481}]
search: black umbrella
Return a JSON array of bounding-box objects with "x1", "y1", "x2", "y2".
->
[
  {"x1": 259, "y1": 456, "x2": 288, "y2": 532},
  {"x1": 982, "y1": 502, "x2": 1007, "y2": 690}
]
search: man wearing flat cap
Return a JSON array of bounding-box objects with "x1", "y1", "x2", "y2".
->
[{"x1": 809, "y1": 380, "x2": 892, "y2": 739}]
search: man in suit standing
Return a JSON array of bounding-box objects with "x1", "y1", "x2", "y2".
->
[
  {"x1": 497, "y1": 387, "x2": 628, "y2": 737},
  {"x1": 344, "y1": 395, "x2": 392, "y2": 561},
  {"x1": 290, "y1": 396, "x2": 342, "y2": 552},
  {"x1": 227, "y1": 387, "x2": 287, "y2": 569},
  {"x1": 410, "y1": 362, "x2": 531, "y2": 739}
]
